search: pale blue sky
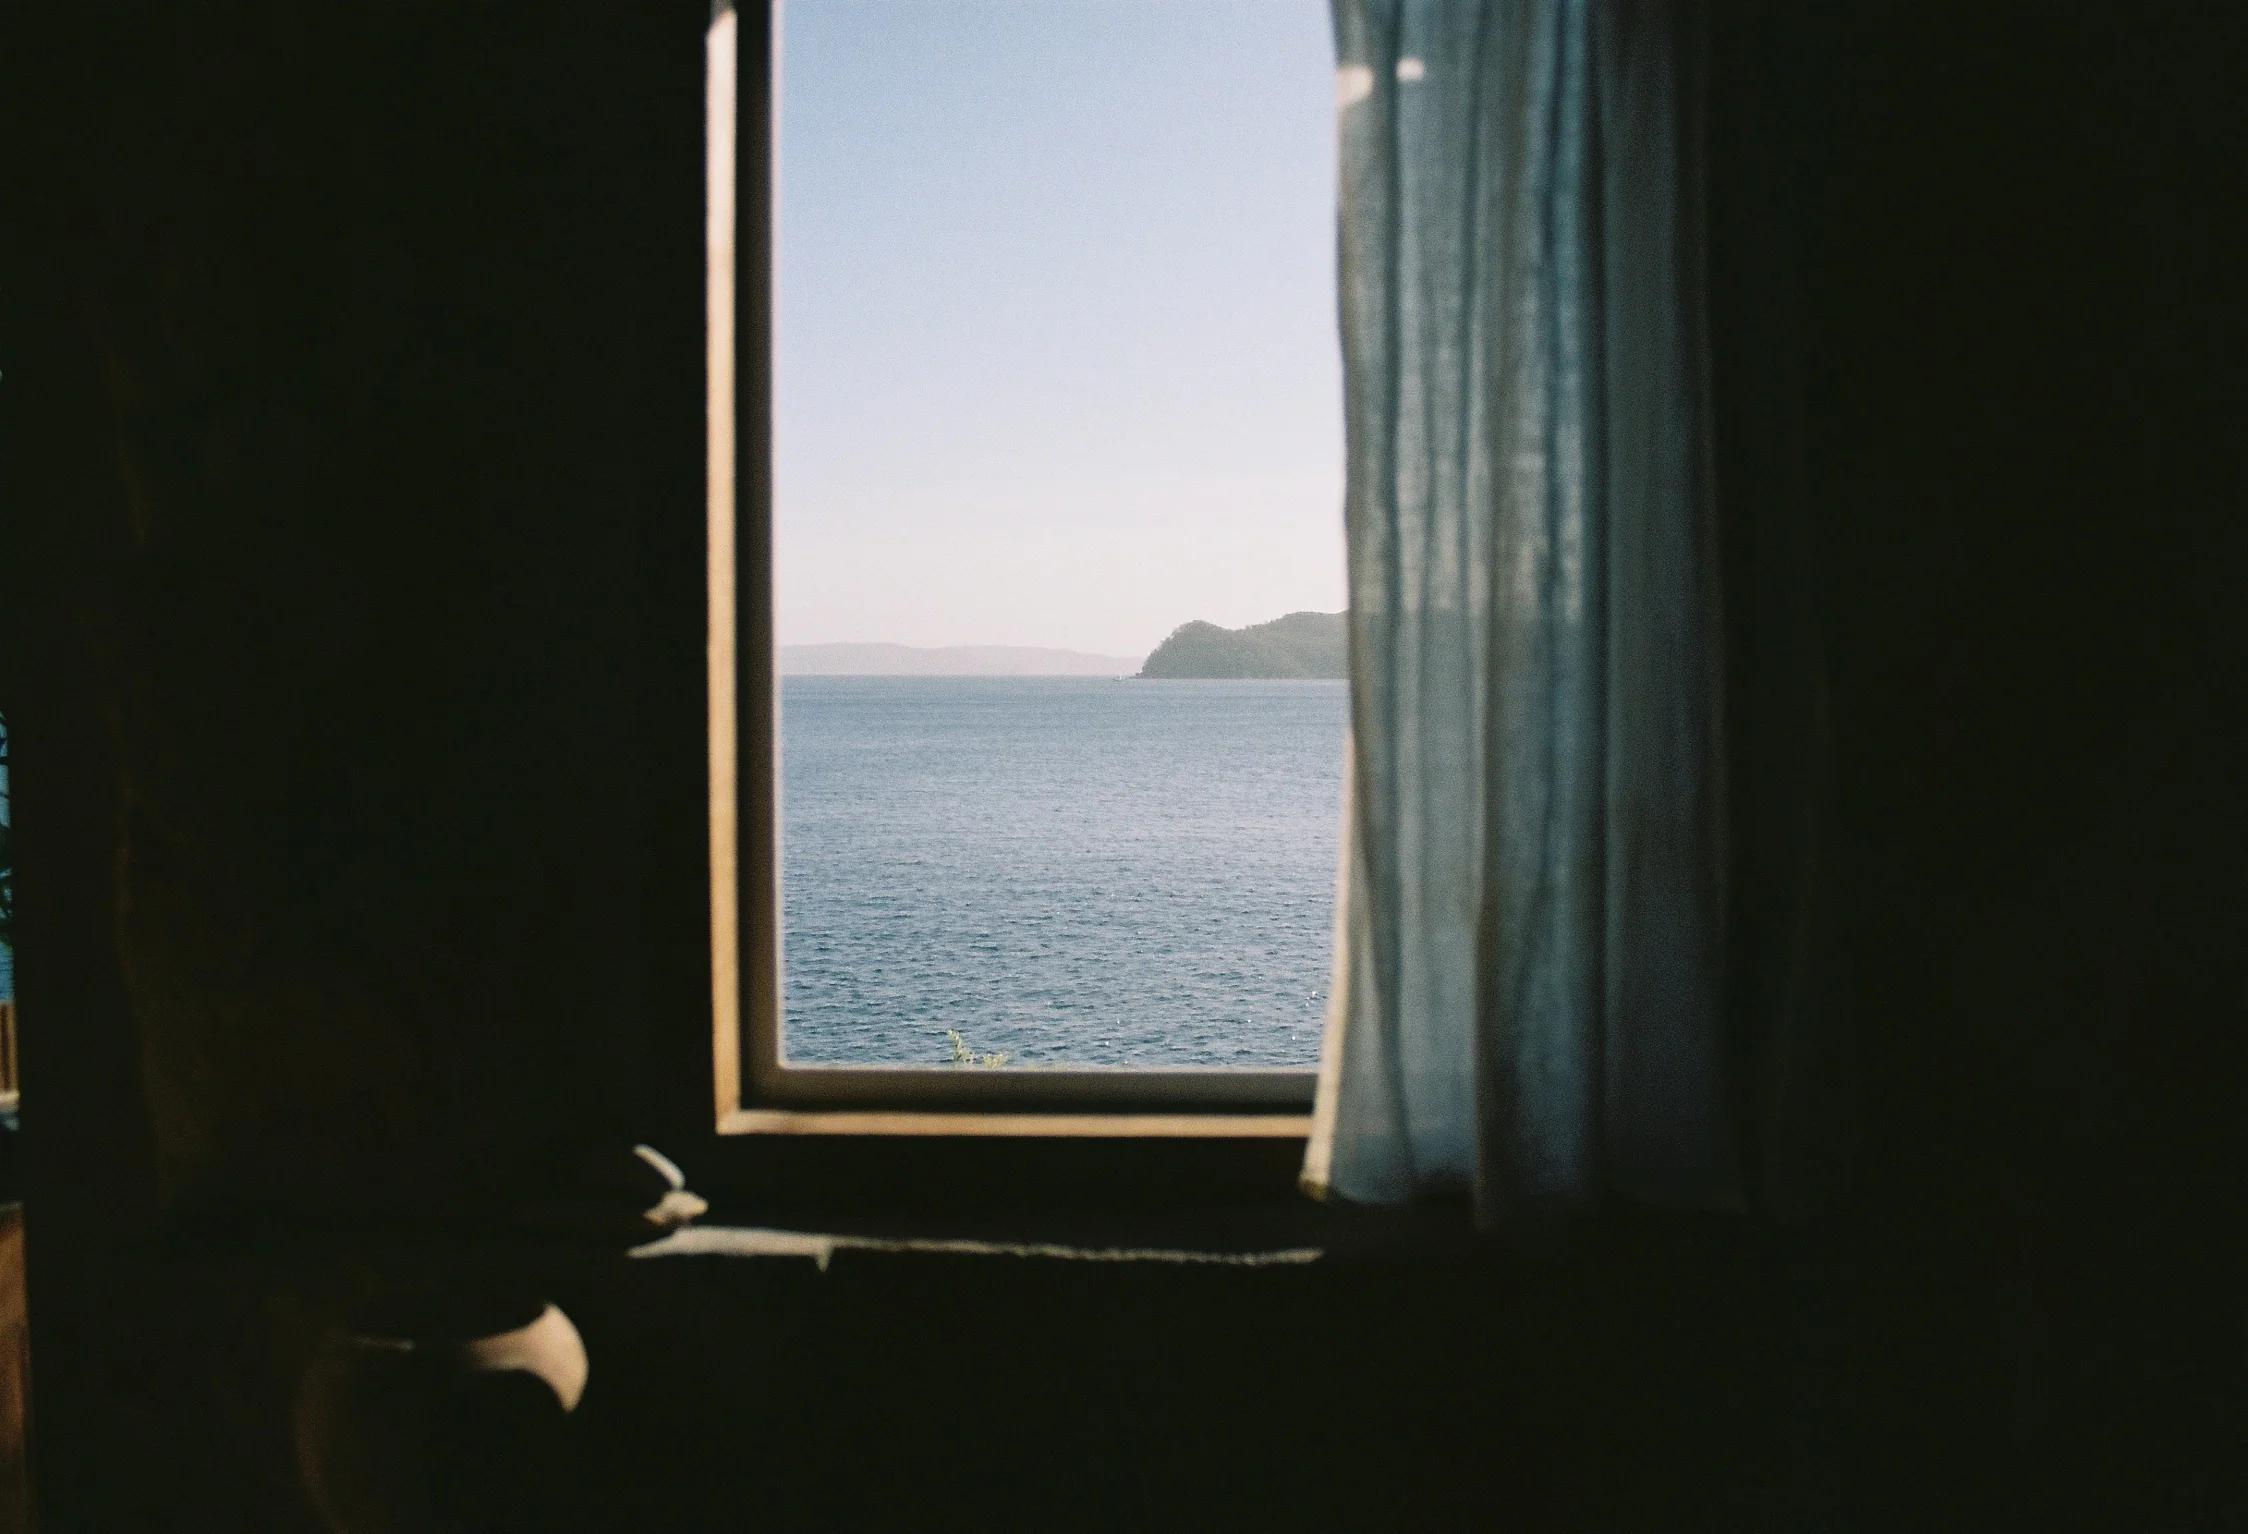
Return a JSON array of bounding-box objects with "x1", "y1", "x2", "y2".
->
[{"x1": 774, "y1": 0, "x2": 1342, "y2": 658}]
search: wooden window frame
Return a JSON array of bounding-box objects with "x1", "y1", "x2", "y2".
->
[{"x1": 706, "y1": 1, "x2": 1316, "y2": 1142}]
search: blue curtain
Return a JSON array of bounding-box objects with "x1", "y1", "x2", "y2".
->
[{"x1": 1304, "y1": 0, "x2": 1741, "y2": 1223}]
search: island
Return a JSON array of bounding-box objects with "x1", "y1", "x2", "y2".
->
[{"x1": 1135, "y1": 611, "x2": 1347, "y2": 679}]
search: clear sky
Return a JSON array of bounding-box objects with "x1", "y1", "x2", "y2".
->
[{"x1": 775, "y1": 0, "x2": 1343, "y2": 659}]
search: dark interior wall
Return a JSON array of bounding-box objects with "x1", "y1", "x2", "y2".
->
[
  {"x1": 2, "y1": 2, "x2": 2243, "y2": 1529},
  {"x1": 1796, "y1": 0, "x2": 2244, "y2": 1211},
  {"x1": 3, "y1": 1, "x2": 712, "y2": 1207},
  {"x1": 1740, "y1": 6, "x2": 2248, "y2": 1524},
  {"x1": 2, "y1": 3, "x2": 715, "y2": 1522}
]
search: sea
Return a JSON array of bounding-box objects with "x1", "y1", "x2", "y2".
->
[{"x1": 781, "y1": 677, "x2": 1347, "y2": 1068}]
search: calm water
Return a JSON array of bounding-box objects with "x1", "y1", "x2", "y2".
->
[{"x1": 782, "y1": 677, "x2": 1346, "y2": 1067}]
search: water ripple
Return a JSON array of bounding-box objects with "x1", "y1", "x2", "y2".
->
[{"x1": 781, "y1": 677, "x2": 1346, "y2": 1068}]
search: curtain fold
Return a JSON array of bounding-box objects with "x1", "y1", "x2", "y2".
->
[{"x1": 1304, "y1": 0, "x2": 1742, "y2": 1224}]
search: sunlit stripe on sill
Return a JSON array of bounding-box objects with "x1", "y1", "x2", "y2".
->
[{"x1": 633, "y1": 1224, "x2": 1325, "y2": 1268}]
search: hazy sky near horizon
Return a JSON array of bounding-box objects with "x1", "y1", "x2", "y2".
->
[{"x1": 775, "y1": 0, "x2": 1343, "y2": 659}]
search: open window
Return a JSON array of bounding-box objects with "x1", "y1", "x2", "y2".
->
[{"x1": 708, "y1": 3, "x2": 1341, "y2": 1135}]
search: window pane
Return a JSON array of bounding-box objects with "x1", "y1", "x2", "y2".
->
[{"x1": 774, "y1": 1, "x2": 1344, "y2": 1070}]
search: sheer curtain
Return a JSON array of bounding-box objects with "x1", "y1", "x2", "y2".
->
[{"x1": 1303, "y1": 0, "x2": 1741, "y2": 1224}]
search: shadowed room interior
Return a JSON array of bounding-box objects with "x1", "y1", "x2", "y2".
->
[{"x1": 1, "y1": 2, "x2": 2243, "y2": 1529}]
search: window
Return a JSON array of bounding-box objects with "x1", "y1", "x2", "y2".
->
[{"x1": 710, "y1": 3, "x2": 1340, "y2": 1132}]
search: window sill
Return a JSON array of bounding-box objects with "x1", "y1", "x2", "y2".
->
[
  {"x1": 629, "y1": 1223, "x2": 1327, "y2": 1269},
  {"x1": 719, "y1": 1108, "x2": 1311, "y2": 1138},
  {"x1": 628, "y1": 1198, "x2": 1474, "y2": 1269},
  {"x1": 679, "y1": 1112, "x2": 1315, "y2": 1222}
]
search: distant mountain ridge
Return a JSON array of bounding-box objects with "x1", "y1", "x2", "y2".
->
[
  {"x1": 780, "y1": 642, "x2": 1137, "y2": 677},
  {"x1": 1136, "y1": 611, "x2": 1347, "y2": 679}
]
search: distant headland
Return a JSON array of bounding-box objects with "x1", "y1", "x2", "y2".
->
[
  {"x1": 1135, "y1": 611, "x2": 1347, "y2": 679},
  {"x1": 779, "y1": 642, "x2": 1138, "y2": 677},
  {"x1": 778, "y1": 612, "x2": 1350, "y2": 680}
]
